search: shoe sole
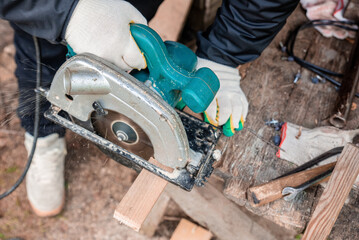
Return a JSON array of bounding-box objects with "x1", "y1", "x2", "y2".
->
[{"x1": 29, "y1": 194, "x2": 65, "y2": 217}]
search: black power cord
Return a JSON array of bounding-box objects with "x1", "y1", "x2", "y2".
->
[
  {"x1": 0, "y1": 36, "x2": 41, "y2": 199},
  {"x1": 285, "y1": 20, "x2": 359, "y2": 97}
]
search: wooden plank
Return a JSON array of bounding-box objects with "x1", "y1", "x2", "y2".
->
[
  {"x1": 140, "y1": 192, "x2": 170, "y2": 237},
  {"x1": 302, "y1": 143, "x2": 359, "y2": 240},
  {"x1": 113, "y1": 0, "x2": 195, "y2": 232},
  {"x1": 247, "y1": 162, "x2": 336, "y2": 207},
  {"x1": 149, "y1": 0, "x2": 193, "y2": 41},
  {"x1": 113, "y1": 158, "x2": 169, "y2": 231},
  {"x1": 170, "y1": 219, "x2": 212, "y2": 240},
  {"x1": 166, "y1": 179, "x2": 279, "y2": 240},
  {"x1": 216, "y1": 6, "x2": 358, "y2": 232}
]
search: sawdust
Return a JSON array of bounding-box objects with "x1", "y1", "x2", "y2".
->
[
  {"x1": 295, "y1": 126, "x2": 302, "y2": 139},
  {"x1": 351, "y1": 102, "x2": 357, "y2": 111},
  {"x1": 0, "y1": 19, "x2": 185, "y2": 240}
]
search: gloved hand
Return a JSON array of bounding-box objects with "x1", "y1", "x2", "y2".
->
[
  {"x1": 65, "y1": 0, "x2": 147, "y2": 71},
  {"x1": 300, "y1": 0, "x2": 356, "y2": 39},
  {"x1": 196, "y1": 57, "x2": 249, "y2": 137},
  {"x1": 276, "y1": 122, "x2": 359, "y2": 185}
]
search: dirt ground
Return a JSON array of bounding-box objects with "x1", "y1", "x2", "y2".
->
[
  {"x1": 0, "y1": 20, "x2": 187, "y2": 240},
  {"x1": 2, "y1": 5, "x2": 359, "y2": 240}
]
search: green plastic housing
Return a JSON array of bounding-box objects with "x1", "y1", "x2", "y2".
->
[{"x1": 130, "y1": 23, "x2": 219, "y2": 113}]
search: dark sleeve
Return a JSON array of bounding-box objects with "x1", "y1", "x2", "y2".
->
[
  {"x1": 0, "y1": 0, "x2": 162, "y2": 42},
  {"x1": 126, "y1": 0, "x2": 163, "y2": 22},
  {"x1": 0, "y1": 0, "x2": 78, "y2": 42},
  {"x1": 196, "y1": 0, "x2": 299, "y2": 67}
]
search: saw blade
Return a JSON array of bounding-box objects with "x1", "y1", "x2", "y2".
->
[{"x1": 91, "y1": 110, "x2": 154, "y2": 161}]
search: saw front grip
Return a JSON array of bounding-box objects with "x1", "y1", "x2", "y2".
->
[{"x1": 130, "y1": 23, "x2": 219, "y2": 113}]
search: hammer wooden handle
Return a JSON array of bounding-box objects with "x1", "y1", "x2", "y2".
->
[{"x1": 247, "y1": 162, "x2": 336, "y2": 207}]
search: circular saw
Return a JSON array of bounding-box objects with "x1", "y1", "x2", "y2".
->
[{"x1": 40, "y1": 24, "x2": 222, "y2": 191}]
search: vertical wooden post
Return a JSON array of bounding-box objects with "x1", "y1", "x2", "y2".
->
[{"x1": 302, "y1": 143, "x2": 359, "y2": 240}]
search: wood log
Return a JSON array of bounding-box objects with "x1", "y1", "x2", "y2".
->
[
  {"x1": 247, "y1": 162, "x2": 336, "y2": 207},
  {"x1": 302, "y1": 143, "x2": 359, "y2": 240}
]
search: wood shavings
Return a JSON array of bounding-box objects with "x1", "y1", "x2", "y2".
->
[
  {"x1": 295, "y1": 126, "x2": 302, "y2": 139},
  {"x1": 351, "y1": 102, "x2": 357, "y2": 111}
]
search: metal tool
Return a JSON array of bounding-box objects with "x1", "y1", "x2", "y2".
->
[
  {"x1": 40, "y1": 24, "x2": 222, "y2": 191},
  {"x1": 275, "y1": 146, "x2": 343, "y2": 179},
  {"x1": 330, "y1": 30, "x2": 359, "y2": 128},
  {"x1": 282, "y1": 167, "x2": 334, "y2": 201}
]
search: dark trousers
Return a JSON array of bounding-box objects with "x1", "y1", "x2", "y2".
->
[
  {"x1": 12, "y1": 23, "x2": 67, "y2": 137},
  {"x1": 11, "y1": 0, "x2": 162, "y2": 138}
]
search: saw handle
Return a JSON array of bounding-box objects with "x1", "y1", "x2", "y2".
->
[{"x1": 130, "y1": 23, "x2": 219, "y2": 113}]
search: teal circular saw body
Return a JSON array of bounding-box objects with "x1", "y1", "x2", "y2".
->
[
  {"x1": 129, "y1": 23, "x2": 219, "y2": 113},
  {"x1": 66, "y1": 23, "x2": 220, "y2": 120}
]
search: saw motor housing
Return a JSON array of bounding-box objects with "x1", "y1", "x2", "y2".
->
[{"x1": 42, "y1": 24, "x2": 222, "y2": 191}]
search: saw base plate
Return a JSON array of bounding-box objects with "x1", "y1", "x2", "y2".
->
[{"x1": 44, "y1": 105, "x2": 221, "y2": 190}]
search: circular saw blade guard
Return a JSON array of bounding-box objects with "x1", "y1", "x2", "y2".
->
[{"x1": 47, "y1": 53, "x2": 190, "y2": 169}]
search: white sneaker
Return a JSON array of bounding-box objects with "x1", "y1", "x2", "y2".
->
[{"x1": 24, "y1": 132, "x2": 66, "y2": 217}]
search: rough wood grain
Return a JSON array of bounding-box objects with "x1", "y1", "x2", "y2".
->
[
  {"x1": 113, "y1": 158, "x2": 169, "y2": 231},
  {"x1": 216, "y1": 6, "x2": 359, "y2": 232},
  {"x1": 344, "y1": 0, "x2": 359, "y2": 22},
  {"x1": 170, "y1": 219, "x2": 212, "y2": 240},
  {"x1": 166, "y1": 179, "x2": 277, "y2": 240},
  {"x1": 140, "y1": 192, "x2": 170, "y2": 237},
  {"x1": 248, "y1": 162, "x2": 336, "y2": 207},
  {"x1": 302, "y1": 144, "x2": 359, "y2": 240}
]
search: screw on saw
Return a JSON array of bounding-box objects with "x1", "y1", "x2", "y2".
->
[
  {"x1": 282, "y1": 167, "x2": 333, "y2": 201},
  {"x1": 115, "y1": 130, "x2": 129, "y2": 142},
  {"x1": 92, "y1": 101, "x2": 107, "y2": 116},
  {"x1": 112, "y1": 121, "x2": 138, "y2": 144}
]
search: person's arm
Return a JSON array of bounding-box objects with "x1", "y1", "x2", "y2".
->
[
  {"x1": 1, "y1": 0, "x2": 164, "y2": 71},
  {"x1": 197, "y1": 0, "x2": 299, "y2": 67},
  {"x1": 197, "y1": 0, "x2": 299, "y2": 136},
  {"x1": 0, "y1": 0, "x2": 78, "y2": 42},
  {"x1": 0, "y1": 0, "x2": 163, "y2": 42}
]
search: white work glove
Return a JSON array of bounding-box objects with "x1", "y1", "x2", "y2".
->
[
  {"x1": 196, "y1": 57, "x2": 249, "y2": 137},
  {"x1": 65, "y1": 0, "x2": 147, "y2": 71},
  {"x1": 300, "y1": 0, "x2": 357, "y2": 39},
  {"x1": 277, "y1": 122, "x2": 359, "y2": 185}
]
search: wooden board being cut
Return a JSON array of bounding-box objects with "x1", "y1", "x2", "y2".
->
[
  {"x1": 140, "y1": 192, "x2": 170, "y2": 237},
  {"x1": 113, "y1": 158, "x2": 169, "y2": 231},
  {"x1": 113, "y1": 0, "x2": 194, "y2": 233}
]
